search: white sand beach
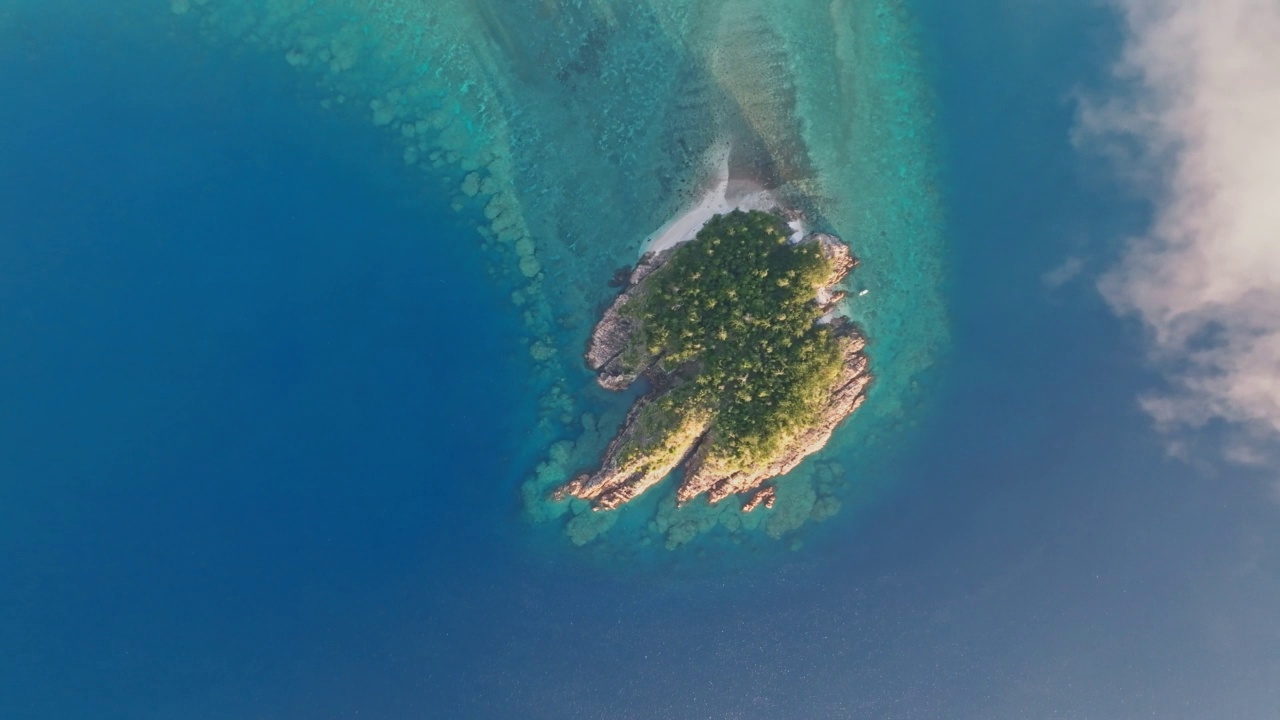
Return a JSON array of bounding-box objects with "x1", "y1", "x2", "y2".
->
[{"x1": 641, "y1": 141, "x2": 805, "y2": 256}]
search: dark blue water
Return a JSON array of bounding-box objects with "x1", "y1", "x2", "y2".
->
[
  {"x1": 3, "y1": 3, "x2": 1278, "y2": 719},
  {"x1": 0, "y1": 11, "x2": 536, "y2": 717}
]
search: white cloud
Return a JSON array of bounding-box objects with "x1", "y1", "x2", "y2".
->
[
  {"x1": 1042, "y1": 256, "x2": 1085, "y2": 289},
  {"x1": 1079, "y1": 0, "x2": 1280, "y2": 440}
]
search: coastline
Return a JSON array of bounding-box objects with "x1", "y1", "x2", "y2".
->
[{"x1": 641, "y1": 141, "x2": 806, "y2": 256}]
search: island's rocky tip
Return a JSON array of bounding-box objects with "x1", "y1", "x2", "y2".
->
[
  {"x1": 555, "y1": 208, "x2": 873, "y2": 513},
  {"x1": 741, "y1": 485, "x2": 776, "y2": 513}
]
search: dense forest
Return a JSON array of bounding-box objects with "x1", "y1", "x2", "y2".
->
[{"x1": 619, "y1": 210, "x2": 847, "y2": 472}]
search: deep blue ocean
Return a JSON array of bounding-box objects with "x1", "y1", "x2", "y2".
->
[{"x1": 2, "y1": 3, "x2": 1277, "y2": 719}]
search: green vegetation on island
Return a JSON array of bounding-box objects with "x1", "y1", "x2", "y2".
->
[
  {"x1": 618, "y1": 210, "x2": 847, "y2": 473},
  {"x1": 553, "y1": 207, "x2": 870, "y2": 520}
]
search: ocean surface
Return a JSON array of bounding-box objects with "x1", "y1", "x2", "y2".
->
[{"x1": 3, "y1": 1, "x2": 1278, "y2": 718}]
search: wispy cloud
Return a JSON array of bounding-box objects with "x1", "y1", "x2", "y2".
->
[
  {"x1": 1077, "y1": 0, "x2": 1280, "y2": 445},
  {"x1": 1042, "y1": 256, "x2": 1085, "y2": 289}
]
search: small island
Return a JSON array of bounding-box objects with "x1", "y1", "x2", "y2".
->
[{"x1": 556, "y1": 209, "x2": 872, "y2": 512}]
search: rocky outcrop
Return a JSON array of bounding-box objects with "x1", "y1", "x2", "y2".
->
[
  {"x1": 582, "y1": 249, "x2": 672, "y2": 391},
  {"x1": 809, "y1": 232, "x2": 856, "y2": 282},
  {"x1": 553, "y1": 398, "x2": 710, "y2": 510},
  {"x1": 558, "y1": 224, "x2": 872, "y2": 511},
  {"x1": 741, "y1": 485, "x2": 776, "y2": 512}
]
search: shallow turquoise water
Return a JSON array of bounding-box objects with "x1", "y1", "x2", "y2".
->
[
  {"x1": 149, "y1": 0, "x2": 950, "y2": 549},
  {"x1": 3, "y1": 1, "x2": 1279, "y2": 718}
]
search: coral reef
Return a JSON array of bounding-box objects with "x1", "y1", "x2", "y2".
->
[{"x1": 169, "y1": 0, "x2": 948, "y2": 550}]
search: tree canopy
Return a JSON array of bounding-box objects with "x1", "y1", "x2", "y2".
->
[{"x1": 622, "y1": 210, "x2": 847, "y2": 470}]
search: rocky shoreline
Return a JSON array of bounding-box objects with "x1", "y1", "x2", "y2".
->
[{"x1": 555, "y1": 218, "x2": 872, "y2": 512}]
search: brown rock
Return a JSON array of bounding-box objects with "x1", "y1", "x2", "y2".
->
[
  {"x1": 553, "y1": 396, "x2": 711, "y2": 511},
  {"x1": 742, "y1": 486, "x2": 776, "y2": 512},
  {"x1": 582, "y1": 249, "x2": 675, "y2": 392}
]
